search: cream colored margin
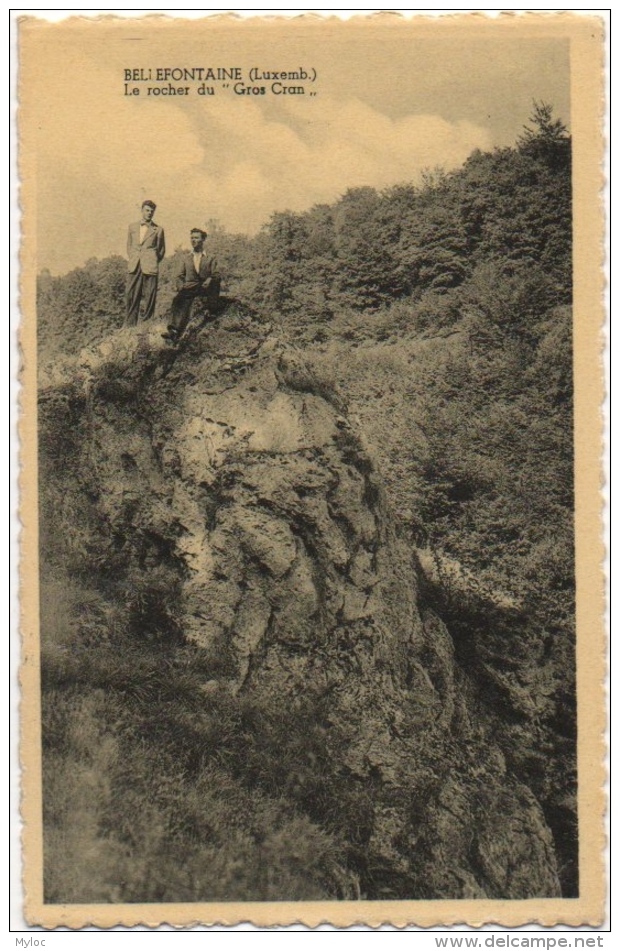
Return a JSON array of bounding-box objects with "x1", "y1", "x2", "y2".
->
[{"x1": 18, "y1": 11, "x2": 606, "y2": 929}]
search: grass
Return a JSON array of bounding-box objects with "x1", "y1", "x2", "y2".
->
[{"x1": 39, "y1": 545, "x2": 357, "y2": 903}]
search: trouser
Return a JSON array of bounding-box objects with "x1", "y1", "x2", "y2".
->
[
  {"x1": 168, "y1": 278, "x2": 221, "y2": 336},
  {"x1": 125, "y1": 266, "x2": 158, "y2": 326}
]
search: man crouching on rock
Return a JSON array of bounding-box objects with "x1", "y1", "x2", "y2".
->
[{"x1": 162, "y1": 228, "x2": 221, "y2": 343}]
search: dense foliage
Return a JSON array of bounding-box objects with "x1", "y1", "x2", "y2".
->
[{"x1": 38, "y1": 105, "x2": 577, "y2": 897}]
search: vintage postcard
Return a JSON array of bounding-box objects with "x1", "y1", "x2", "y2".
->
[{"x1": 17, "y1": 11, "x2": 606, "y2": 929}]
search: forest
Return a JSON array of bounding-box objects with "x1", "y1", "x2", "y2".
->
[{"x1": 37, "y1": 104, "x2": 577, "y2": 901}]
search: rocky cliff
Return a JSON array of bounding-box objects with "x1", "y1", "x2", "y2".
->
[{"x1": 38, "y1": 310, "x2": 561, "y2": 901}]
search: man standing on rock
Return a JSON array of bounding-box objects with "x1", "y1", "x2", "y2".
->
[
  {"x1": 125, "y1": 199, "x2": 166, "y2": 327},
  {"x1": 162, "y1": 228, "x2": 221, "y2": 343}
]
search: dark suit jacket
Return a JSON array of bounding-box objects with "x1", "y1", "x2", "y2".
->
[
  {"x1": 175, "y1": 252, "x2": 219, "y2": 292},
  {"x1": 127, "y1": 220, "x2": 166, "y2": 276}
]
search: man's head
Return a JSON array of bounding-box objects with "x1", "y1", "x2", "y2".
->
[
  {"x1": 190, "y1": 228, "x2": 207, "y2": 251},
  {"x1": 141, "y1": 200, "x2": 156, "y2": 222}
]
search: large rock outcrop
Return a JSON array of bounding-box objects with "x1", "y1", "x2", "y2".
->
[{"x1": 38, "y1": 310, "x2": 561, "y2": 900}]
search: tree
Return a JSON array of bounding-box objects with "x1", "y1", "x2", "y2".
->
[
  {"x1": 519, "y1": 101, "x2": 569, "y2": 146},
  {"x1": 518, "y1": 101, "x2": 571, "y2": 172}
]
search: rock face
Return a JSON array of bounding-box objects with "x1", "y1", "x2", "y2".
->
[{"x1": 38, "y1": 311, "x2": 561, "y2": 899}]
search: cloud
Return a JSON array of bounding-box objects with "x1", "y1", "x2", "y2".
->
[
  {"x1": 175, "y1": 94, "x2": 493, "y2": 234},
  {"x1": 36, "y1": 67, "x2": 492, "y2": 272}
]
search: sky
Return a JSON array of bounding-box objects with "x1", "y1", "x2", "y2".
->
[{"x1": 21, "y1": 14, "x2": 571, "y2": 275}]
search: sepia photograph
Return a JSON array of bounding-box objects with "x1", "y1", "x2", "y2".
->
[{"x1": 17, "y1": 11, "x2": 605, "y2": 928}]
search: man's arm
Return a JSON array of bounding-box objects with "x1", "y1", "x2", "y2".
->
[
  {"x1": 126, "y1": 225, "x2": 133, "y2": 259},
  {"x1": 206, "y1": 258, "x2": 220, "y2": 286},
  {"x1": 174, "y1": 254, "x2": 187, "y2": 292},
  {"x1": 157, "y1": 227, "x2": 166, "y2": 263}
]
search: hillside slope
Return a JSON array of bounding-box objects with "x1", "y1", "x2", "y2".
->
[{"x1": 39, "y1": 310, "x2": 561, "y2": 902}]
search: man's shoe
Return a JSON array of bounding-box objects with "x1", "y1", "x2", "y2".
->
[{"x1": 162, "y1": 329, "x2": 179, "y2": 342}]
